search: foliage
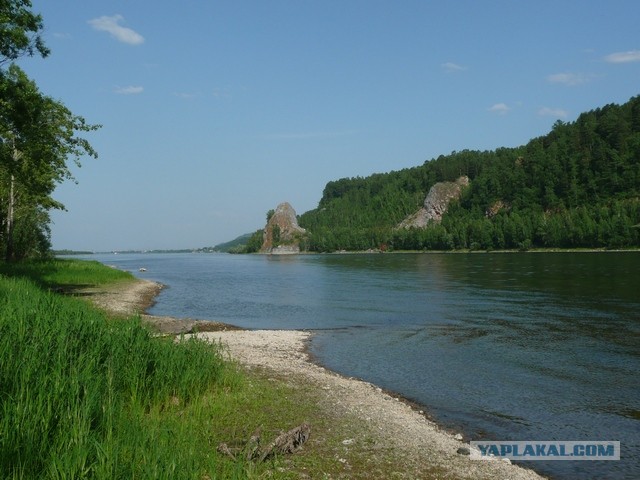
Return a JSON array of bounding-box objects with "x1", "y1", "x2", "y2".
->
[
  {"x1": 201, "y1": 233, "x2": 255, "y2": 253},
  {"x1": 266, "y1": 209, "x2": 275, "y2": 222},
  {"x1": 271, "y1": 223, "x2": 281, "y2": 247},
  {"x1": 299, "y1": 96, "x2": 640, "y2": 251},
  {"x1": 0, "y1": 64, "x2": 100, "y2": 260},
  {"x1": 245, "y1": 229, "x2": 265, "y2": 252},
  {"x1": 0, "y1": 0, "x2": 49, "y2": 65},
  {"x1": 221, "y1": 229, "x2": 264, "y2": 254},
  {"x1": 0, "y1": 2, "x2": 99, "y2": 261}
]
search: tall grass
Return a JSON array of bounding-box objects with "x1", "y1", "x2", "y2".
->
[
  {"x1": 0, "y1": 258, "x2": 133, "y2": 290},
  {"x1": 0, "y1": 273, "x2": 241, "y2": 478}
]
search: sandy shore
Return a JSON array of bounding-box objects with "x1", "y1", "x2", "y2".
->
[
  {"x1": 91, "y1": 278, "x2": 546, "y2": 479},
  {"x1": 83, "y1": 278, "x2": 240, "y2": 334}
]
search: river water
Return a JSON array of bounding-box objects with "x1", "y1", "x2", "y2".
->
[{"x1": 85, "y1": 252, "x2": 639, "y2": 480}]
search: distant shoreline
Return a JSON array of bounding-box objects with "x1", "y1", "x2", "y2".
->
[
  {"x1": 322, "y1": 247, "x2": 640, "y2": 254},
  {"x1": 60, "y1": 246, "x2": 640, "y2": 257}
]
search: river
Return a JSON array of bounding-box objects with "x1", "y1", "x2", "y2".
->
[{"x1": 83, "y1": 251, "x2": 639, "y2": 480}]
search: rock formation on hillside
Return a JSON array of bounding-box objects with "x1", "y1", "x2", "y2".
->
[
  {"x1": 260, "y1": 202, "x2": 307, "y2": 254},
  {"x1": 485, "y1": 199, "x2": 510, "y2": 218},
  {"x1": 398, "y1": 176, "x2": 469, "y2": 229}
]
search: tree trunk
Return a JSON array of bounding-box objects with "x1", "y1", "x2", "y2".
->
[
  {"x1": 5, "y1": 173, "x2": 15, "y2": 262},
  {"x1": 5, "y1": 141, "x2": 24, "y2": 262}
]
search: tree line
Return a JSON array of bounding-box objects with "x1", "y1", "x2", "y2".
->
[
  {"x1": 296, "y1": 96, "x2": 640, "y2": 252},
  {"x1": 0, "y1": 1, "x2": 98, "y2": 261}
]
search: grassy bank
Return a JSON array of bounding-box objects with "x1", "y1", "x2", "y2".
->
[
  {"x1": 0, "y1": 258, "x2": 134, "y2": 290},
  {"x1": 0, "y1": 260, "x2": 416, "y2": 479},
  {"x1": 0, "y1": 262, "x2": 241, "y2": 478}
]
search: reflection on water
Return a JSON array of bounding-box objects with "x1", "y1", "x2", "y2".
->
[{"x1": 85, "y1": 251, "x2": 639, "y2": 480}]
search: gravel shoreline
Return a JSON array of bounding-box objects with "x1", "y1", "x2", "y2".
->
[{"x1": 92, "y1": 277, "x2": 546, "y2": 479}]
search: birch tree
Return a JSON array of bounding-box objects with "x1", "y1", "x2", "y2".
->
[{"x1": 0, "y1": 65, "x2": 99, "y2": 260}]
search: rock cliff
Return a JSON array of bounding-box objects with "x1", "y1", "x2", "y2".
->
[
  {"x1": 260, "y1": 202, "x2": 306, "y2": 254},
  {"x1": 398, "y1": 176, "x2": 469, "y2": 229}
]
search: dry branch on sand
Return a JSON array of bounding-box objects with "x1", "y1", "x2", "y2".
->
[{"x1": 217, "y1": 424, "x2": 311, "y2": 462}]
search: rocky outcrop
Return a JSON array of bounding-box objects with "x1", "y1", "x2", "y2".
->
[
  {"x1": 485, "y1": 200, "x2": 510, "y2": 218},
  {"x1": 260, "y1": 202, "x2": 306, "y2": 254},
  {"x1": 398, "y1": 176, "x2": 469, "y2": 229}
]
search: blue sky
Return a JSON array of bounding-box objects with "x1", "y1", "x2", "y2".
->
[{"x1": 19, "y1": 0, "x2": 640, "y2": 251}]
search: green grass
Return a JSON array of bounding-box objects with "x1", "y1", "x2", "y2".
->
[
  {"x1": 0, "y1": 258, "x2": 133, "y2": 291},
  {"x1": 0, "y1": 275, "x2": 245, "y2": 478}
]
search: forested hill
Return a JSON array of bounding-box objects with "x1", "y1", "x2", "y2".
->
[{"x1": 298, "y1": 95, "x2": 640, "y2": 252}]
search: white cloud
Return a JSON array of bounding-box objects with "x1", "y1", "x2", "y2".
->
[
  {"x1": 115, "y1": 85, "x2": 144, "y2": 95},
  {"x1": 488, "y1": 103, "x2": 510, "y2": 115},
  {"x1": 546, "y1": 72, "x2": 592, "y2": 86},
  {"x1": 88, "y1": 15, "x2": 144, "y2": 45},
  {"x1": 538, "y1": 107, "x2": 568, "y2": 118},
  {"x1": 441, "y1": 62, "x2": 467, "y2": 73},
  {"x1": 604, "y1": 50, "x2": 640, "y2": 63}
]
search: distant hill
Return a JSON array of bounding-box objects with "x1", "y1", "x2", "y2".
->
[
  {"x1": 205, "y1": 233, "x2": 256, "y2": 253},
  {"x1": 297, "y1": 95, "x2": 640, "y2": 251}
]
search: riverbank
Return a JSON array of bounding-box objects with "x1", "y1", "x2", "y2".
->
[
  {"x1": 91, "y1": 277, "x2": 546, "y2": 479},
  {"x1": 0, "y1": 264, "x2": 244, "y2": 478}
]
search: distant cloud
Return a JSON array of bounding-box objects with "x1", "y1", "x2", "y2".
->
[
  {"x1": 488, "y1": 103, "x2": 510, "y2": 115},
  {"x1": 115, "y1": 85, "x2": 143, "y2": 95},
  {"x1": 538, "y1": 107, "x2": 568, "y2": 118},
  {"x1": 174, "y1": 92, "x2": 198, "y2": 100},
  {"x1": 88, "y1": 15, "x2": 144, "y2": 45},
  {"x1": 604, "y1": 50, "x2": 640, "y2": 63},
  {"x1": 546, "y1": 72, "x2": 593, "y2": 86},
  {"x1": 212, "y1": 87, "x2": 232, "y2": 99},
  {"x1": 263, "y1": 130, "x2": 357, "y2": 140},
  {"x1": 441, "y1": 62, "x2": 467, "y2": 73}
]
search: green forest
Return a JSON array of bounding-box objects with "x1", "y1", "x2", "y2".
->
[{"x1": 283, "y1": 95, "x2": 639, "y2": 252}]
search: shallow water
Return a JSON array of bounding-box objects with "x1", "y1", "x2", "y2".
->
[{"x1": 85, "y1": 252, "x2": 639, "y2": 479}]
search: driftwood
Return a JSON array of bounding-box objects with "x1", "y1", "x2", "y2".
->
[
  {"x1": 259, "y1": 423, "x2": 311, "y2": 461},
  {"x1": 216, "y1": 442, "x2": 236, "y2": 460},
  {"x1": 245, "y1": 427, "x2": 262, "y2": 461},
  {"x1": 217, "y1": 423, "x2": 311, "y2": 462}
]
